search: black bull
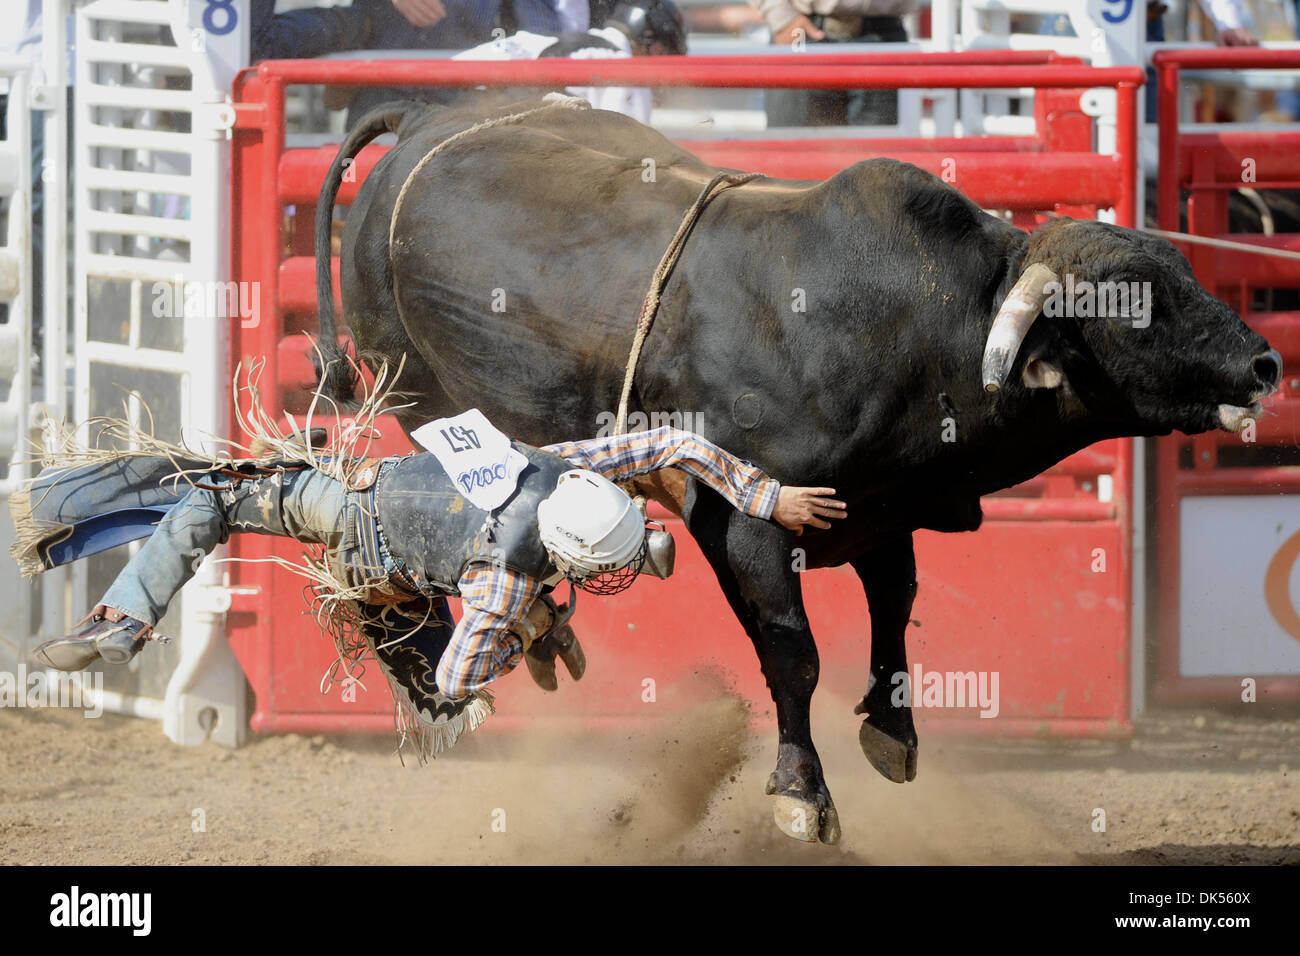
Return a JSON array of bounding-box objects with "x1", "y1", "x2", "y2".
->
[{"x1": 314, "y1": 96, "x2": 1281, "y2": 844}]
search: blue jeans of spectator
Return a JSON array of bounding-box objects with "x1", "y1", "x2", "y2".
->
[
  {"x1": 765, "y1": 16, "x2": 908, "y2": 127},
  {"x1": 101, "y1": 467, "x2": 352, "y2": 626},
  {"x1": 1277, "y1": 0, "x2": 1300, "y2": 117},
  {"x1": 1145, "y1": 14, "x2": 1164, "y2": 122},
  {"x1": 341, "y1": 0, "x2": 566, "y2": 125},
  {"x1": 251, "y1": 0, "x2": 371, "y2": 61},
  {"x1": 0, "y1": 91, "x2": 42, "y2": 353}
]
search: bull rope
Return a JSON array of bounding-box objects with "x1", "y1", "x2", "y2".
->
[{"x1": 613, "y1": 170, "x2": 761, "y2": 437}]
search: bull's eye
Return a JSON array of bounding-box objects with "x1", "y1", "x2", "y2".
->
[{"x1": 1111, "y1": 285, "x2": 1150, "y2": 324}]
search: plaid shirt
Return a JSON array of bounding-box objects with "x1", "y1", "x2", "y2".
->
[{"x1": 433, "y1": 427, "x2": 781, "y2": 698}]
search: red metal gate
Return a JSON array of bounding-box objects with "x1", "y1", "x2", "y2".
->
[
  {"x1": 1153, "y1": 49, "x2": 1300, "y2": 704},
  {"x1": 228, "y1": 54, "x2": 1143, "y2": 736}
]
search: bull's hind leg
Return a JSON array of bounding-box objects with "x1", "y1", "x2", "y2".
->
[
  {"x1": 850, "y1": 538, "x2": 919, "y2": 783},
  {"x1": 685, "y1": 483, "x2": 840, "y2": 845}
]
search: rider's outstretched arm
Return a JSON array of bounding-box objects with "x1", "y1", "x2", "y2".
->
[{"x1": 542, "y1": 426, "x2": 781, "y2": 519}]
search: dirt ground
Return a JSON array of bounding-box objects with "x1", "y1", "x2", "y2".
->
[{"x1": 2, "y1": 684, "x2": 1298, "y2": 865}]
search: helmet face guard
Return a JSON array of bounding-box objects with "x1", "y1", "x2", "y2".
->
[{"x1": 564, "y1": 532, "x2": 648, "y2": 595}]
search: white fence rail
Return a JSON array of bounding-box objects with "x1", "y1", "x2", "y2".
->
[
  {"x1": 0, "y1": 59, "x2": 35, "y2": 673},
  {"x1": 68, "y1": 0, "x2": 244, "y2": 746},
  {"x1": 0, "y1": 61, "x2": 33, "y2": 490}
]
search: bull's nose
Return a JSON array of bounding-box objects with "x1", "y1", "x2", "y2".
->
[{"x1": 1253, "y1": 349, "x2": 1283, "y2": 392}]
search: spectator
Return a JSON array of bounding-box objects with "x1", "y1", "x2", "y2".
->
[
  {"x1": 252, "y1": 1, "x2": 682, "y2": 126},
  {"x1": 339, "y1": 0, "x2": 572, "y2": 121},
  {"x1": 0, "y1": 0, "x2": 46, "y2": 375},
  {"x1": 685, "y1": 4, "x2": 765, "y2": 36},
  {"x1": 1263, "y1": 1, "x2": 1300, "y2": 120},
  {"x1": 1188, "y1": 0, "x2": 1259, "y2": 45},
  {"x1": 251, "y1": 0, "x2": 372, "y2": 61},
  {"x1": 451, "y1": 0, "x2": 688, "y2": 123},
  {"x1": 1151, "y1": 0, "x2": 1257, "y2": 118},
  {"x1": 252, "y1": 0, "x2": 571, "y2": 62},
  {"x1": 746, "y1": 0, "x2": 916, "y2": 126},
  {"x1": 1038, "y1": 1, "x2": 1257, "y2": 119}
]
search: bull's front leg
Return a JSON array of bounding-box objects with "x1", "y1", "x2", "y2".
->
[
  {"x1": 684, "y1": 483, "x2": 840, "y2": 845},
  {"x1": 850, "y1": 537, "x2": 920, "y2": 783}
]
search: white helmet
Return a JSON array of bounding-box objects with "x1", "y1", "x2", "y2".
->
[{"x1": 537, "y1": 469, "x2": 647, "y2": 593}]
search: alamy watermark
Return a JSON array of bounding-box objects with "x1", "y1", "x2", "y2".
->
[
  {"x1": 595, "y1": 409, "x2": 705, "y2": 437},
  {"x1": 49, "y1": 886, "x2": 151, "y2": 936},
  {"x1": 890, "y1": 664, "x2": 1000, "y2": 718},
  {"x1": 151, "y1": 274, "x2": 261, "y2": 328},
  {"x1": 0, "y1": 666, "x2": 103, "y2": 718},
  {"x1": 1043, "y1": 274, "x2": 1151, "y2": 328}
]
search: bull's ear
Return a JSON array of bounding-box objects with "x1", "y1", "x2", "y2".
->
[{"x1": 1022, "y1": 355, "x2": 1064, "y2": 390}]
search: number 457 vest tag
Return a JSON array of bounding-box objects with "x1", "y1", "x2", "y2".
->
[{"x1": 411, "y1": 409, "x2": 530, "y2": 512}]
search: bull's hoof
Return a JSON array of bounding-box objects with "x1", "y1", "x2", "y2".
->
[
  {"x1": 858, "y1": 719, "x2": 918, "y2": 783},
  {"x1": 770, "y1": 794, "x2": 842, "y2": 845}
]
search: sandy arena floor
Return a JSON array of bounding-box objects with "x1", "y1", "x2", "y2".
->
[{"x1": 2, "y1": 687, "x2": 1298, "y2": 865}]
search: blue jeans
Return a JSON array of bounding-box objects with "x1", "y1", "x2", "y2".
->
[
  {"x1": 101, "y1": 466, "x2": 353, "y2": 625},
  {"x1": 1146, "y1": 14, "x2": 1164, "y2": 122},
  {"x1": 765, "y1": 17, "x2": 908, "y2": 127},
  {"x1": 1278, "y1": 0, "x2": 1300, "y2": 118},
  {"x1": 339, "y1": 0, "x2": 567, "y2": 125},
  {"x1": 251, "y1": 0, "x2": 370, "y2": 61},
  {"x1": 251, "y1": 0, "x2": 564, "y2": 63}
]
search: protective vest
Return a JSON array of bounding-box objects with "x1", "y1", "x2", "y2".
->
[{"x1": 373, "y1": 442, "x2": 570, "y2": 595}]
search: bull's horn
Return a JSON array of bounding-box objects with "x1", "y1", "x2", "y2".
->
[{"x1": 981, "y1": 262, "x2": 1059, "y2": 393}]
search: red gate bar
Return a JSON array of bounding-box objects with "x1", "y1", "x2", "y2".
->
[{"x1": 245, "y1": 56, "x2": 1142, "y2": 91}]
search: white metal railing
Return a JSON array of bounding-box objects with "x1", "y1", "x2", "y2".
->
[
  {"x1": 0, "y1": 58, "x2": 34, "y2": 671},
  {"x1": 69, "y1": 0, "x2": 244, "y2": 746},
  {"x1": 321, "y1": 41, "x2": 935, "y2": 136},
  {"x1": 0, "y1": 59, "x2": 33, "y2": 499}
]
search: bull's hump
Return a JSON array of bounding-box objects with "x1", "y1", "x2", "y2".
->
[{"x1": 396, "y1": 110, "x2": 822, "y2": 215}]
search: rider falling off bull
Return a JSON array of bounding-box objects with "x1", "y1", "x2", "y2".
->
[{"x1": 11, "y1": 394, "x2": 845, "y2": 757}]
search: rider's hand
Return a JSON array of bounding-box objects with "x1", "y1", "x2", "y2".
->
[
  {"x1": 771, "y1": 14, "x2": 825, "y2": 46},
  {"x1": 772, "y1": 486, "x2": 847, "y2": 535},
  {"x1": 392, "y1": 0, "x2": 446, "y2": 28},
  {"x1": 525, "y1": 625, "x2": 586, "y2": 692}
]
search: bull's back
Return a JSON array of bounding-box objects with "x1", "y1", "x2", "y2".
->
[{"x1": 375, "y1": 101, "x2": 810, "y2": 440}]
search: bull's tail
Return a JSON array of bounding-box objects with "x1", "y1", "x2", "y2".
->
[{"x1": 314, "y1": 104, "x2": 412, "y2": 405}]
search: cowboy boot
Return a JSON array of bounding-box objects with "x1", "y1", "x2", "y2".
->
[{"x1": 32, "y1": 605, "x2": 152, "y2": 672}]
